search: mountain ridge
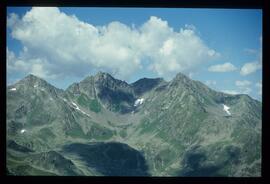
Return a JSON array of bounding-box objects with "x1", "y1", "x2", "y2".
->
[
  {"x1": 9, "y1": 72, "x2": 260, "y2": 103},
  {"x1": 6, "y1": 71, "x2": 261, "y2": 176}
]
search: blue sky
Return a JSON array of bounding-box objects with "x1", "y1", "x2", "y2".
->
[{"x1": 7, "y1": 7, "x2": 262, "y2": 100}]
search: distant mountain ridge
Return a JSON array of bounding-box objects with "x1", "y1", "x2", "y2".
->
[{"x1": 7, "y1": 72, "x2": 261, "y2": 176}]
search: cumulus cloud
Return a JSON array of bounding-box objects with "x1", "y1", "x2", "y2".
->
[
  {"x1": 222, "y1": 88, "x2": 251, "y2": 95},
  {"x1": 7, "y1": 7, "x2": 219, "y2": 81},
  {"x1": 7, "y1": 47, "x2": 57, "y2": 79},
  {"x1": 240, "y1": 36, "x2": 262, "y2": 76},
  {"x1": 235, "y1": 80, "x2": 251, "y2": 87},
  {"x1": 240, "y1": 61, "x2": 261, "y2": 76},
  {"x1": 222, "y1": 90, "x2": 240, "y2": 95},
  {"x1": 234, "y1": 80, "x2": 252, "y2": 95},
  {"x1": 256, "y1": 80, "x2": 262, "y2": 96},
  {"x1": 221, "y1": 80, "x2": 253, "y2": 96},
  {"x1": 205, "y1": 80, "x2": 216, "y2": 86},
  {"x1": 240, "y1": 87, "x2": 252, "y2": 94},
  {"x1": 208, "y1": 62, "x2": 237, "y2": 72}
]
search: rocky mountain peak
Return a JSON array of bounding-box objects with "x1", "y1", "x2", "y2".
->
[
  {"x1": 94, "y1": 72, "x2": 114, "y2": 82},
  {"x1": 17, "y1": 74, "x2": 50, "y2": 88},
  {"x1": 167, "y1": 72, "x2": 194, "y2": 90},
  {"x1": 24, "y1": 74, "x2": 45, "y2": 82},
  {"x1": 93, "y1": 72, "x2": 130, "y2": 90},
  {"x1": 12, "y1": 74, "x2": 64, "y2": 98},
  {"x1": 173, "y1": 72, "x2": 191, "y2": 82}
]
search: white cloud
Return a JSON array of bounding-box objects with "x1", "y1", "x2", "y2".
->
[
  {"x1": 222, "y1": 80, "x2": 253, "y2": 95},
  {"x1": 222, "y1": 88, "x2": 251, "y2": 95},
  {"x1": 256, "y1": 81, "x2": 262, "y2": 88},
  {"x1": 256, "y1": 80, "x2": 262, "y2": 95},
  {"x1": 222, "y1": 90, "x2": 239, "y2": 95},
  {"x1": 184, "y1": 24, "x2": 196, "y2": 31},
  {"x1": 7, "y1": 7, "x2": 219, "y2": 81},
  {"x1": 7, "y1": 48, "x2": 30, "y2": 72},
  {"x1": 240, "y1": 36, "x2": 262, "y2": 76},
  {"x1": 188, "y1": 72, "x2": 194, "y2": 79},
  {"x1": 240, "y1": 62, "x2": 261, "y2": 76},
  {"x1": 205, "y1": 80, "x2": 216, "y2": 86},
  {"x1": 7, "y1": 13, "x2": 19, "y2": 28},
  {"x1": 241, "y1": 87, "x2": 252, "y2": 94},
  {"x1": 234, "y1": 80, "x2": 252, "y2": 95},
  {"x1": 235, "y1": 80, "x2": 251, "y2": 87},
  {"x1": 244, "y1": 48, "x2": 257, "y2": 54},
  {"x1": 7, "y1": 47, "x2": 57, "y2": 79},
  {"x1": 208, "y1": 62, "x2": 237, "y2": 72}
]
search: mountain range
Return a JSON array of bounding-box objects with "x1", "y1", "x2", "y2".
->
[{"x1": 6, "y1": 72, "x2": 261, "y2": 176}]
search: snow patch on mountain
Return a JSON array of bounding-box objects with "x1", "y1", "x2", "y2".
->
[
  {"x1": 20, "y1": 129, "x2": 26, "y2": 134},
  {"x1": 10, "y1": 88, "x2": 16, "y2": 91},
  {"x1": 71, "y1": 101, "x2": 91, "y2": 117},
  {"x1": 134, "y1": 98, "x2": 144, "y2": 107},
  {"x1": 222, "y1": 104, "x2": 231, "y2": 116},
  {"x1": 71, "y1": 102, "x2": 79, "y2": 109},
  {"x1": 34, "y1": 84, "x2": 38, "y2": 88}
]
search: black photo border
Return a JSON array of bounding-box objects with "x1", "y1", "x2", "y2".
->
[{"x1": 1, "y1": 0, "x2": 269, "y2": 184}]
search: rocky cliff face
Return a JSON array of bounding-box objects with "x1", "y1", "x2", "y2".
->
[{"x1": 6, "y1": 72, "x2": 261, "y2": 176}]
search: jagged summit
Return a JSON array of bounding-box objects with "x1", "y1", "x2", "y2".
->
[
  {"x1": 10, "y1": 74, "x2": 64, "y2": 97},
  {"x1": 24, "y1": 74, "x2": 44, "y2": 81},
  {"x1": 172, "y1": 72, "x2": 191, "y2": 83},
  {"x1": 16, "y1": 74, "x2": 50, "y2": 88},
  {"x1": 64, "y1": 71, "x2": 193, "y2": 91},
  {"x1": 132, "y1": 77, "x2": 165, "y2": 95},
  {"x1": 79, "y1": 72, "x2": 126, "y2": 86},
  {"x1": 77, "y1": 72, "x2": 112, "y2": 84},
  {"x1": 94, "y1": 71, "x2": 114, "y2": 81},
  {"x1": 95, "y1": 71, "x2": 113, "y2": 77}
]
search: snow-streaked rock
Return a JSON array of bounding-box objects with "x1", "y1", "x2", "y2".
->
[
  {"x1": 222, "y1": 104, "x2": 231, "y2": 116},
  {"x1": 134, "y1": 98, "x2": 144, "y2": 107},
  {"x1": 71, "y1": 101, "x2": 90, "y2": 117},
  {"x1": 71, "y1": 102, "x2": 79, "y2": 110},
  {"x1": 20, "y1": 129, "x2": 26, "y2": 134}
]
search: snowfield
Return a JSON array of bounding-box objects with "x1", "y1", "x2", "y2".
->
[
  {"x1": 134, "y1": 98, "x2": 144, "y2": 107},
  {"x1": 10, "y1": 88, "x2": 16, "y2": 91},
  {"x1": 222, "y1": 104, "x2": 231, "y2": 116}
]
